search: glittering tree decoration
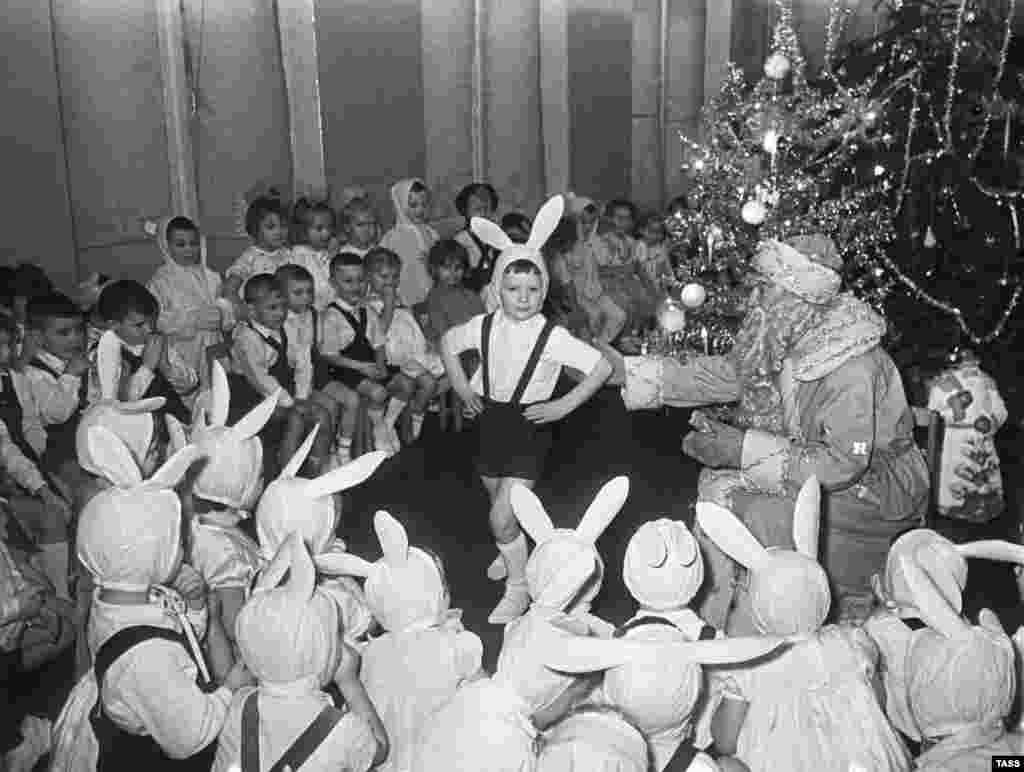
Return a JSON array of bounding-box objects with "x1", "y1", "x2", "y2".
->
[{"x1": 668, "y1": 0, "x2": 1024, "y2": 378}]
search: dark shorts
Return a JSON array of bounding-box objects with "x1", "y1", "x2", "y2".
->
[{"x1": 475, "y1": 398, "x2": 553, "y2": 481}]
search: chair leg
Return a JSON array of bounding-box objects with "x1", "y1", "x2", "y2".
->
[
  {"x1": 438, "y1": 390, "x2": 450, "y2": 433},
  {"x1": 453, "y1": 393, "x2": 464, "y2": 433}
]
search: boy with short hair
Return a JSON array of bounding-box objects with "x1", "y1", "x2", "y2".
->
[
  {"x1": 229, "y1": 273, "x2": 332, "y2": 474},
  {"x1": 91, "y1": 280, "x2": 196, "y2": 423}
]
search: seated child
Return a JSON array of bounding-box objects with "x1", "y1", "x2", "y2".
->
[
  {"x1": 454, "y1": 182, "x2": 500, "y2": 292},
  {"x1": 699, "y1": 481, "x2": 912, "y2": 772},
  {"x1": 501, "y1": 212, "x2": 532, "y2": 244},
  {"x1": 318, "y1": 511, "x2": 484, "y2": 772},
  {"x1": 379, "y1": 178, "x2": 438, "y2": 307},
  {"x1": 289, "y1": 200, "x2": 338, "y2": 311},
  {"x1": 554, "y1": 214, "x2": 627, "y2": 344},
  {"x1": 423, "y1": 239, "x2": 486, "y2": 343},
  {"x1": 9, "y1": 263, "x2": 55, "y2": 365},
  {"x1": 212, "y1": 534, "x2": 387, "y2": 772},
  {"x1": 228, "y1": 273, "x2": 332, "y2": 476},
  {"x1": 69, "y1": 426, "x2": 252, "y2": 769},
  {"x1": 541, "y1": 219, "x2": 592, "y2": 339},
  {"x1": 222, "y1": 195, "x2": 293, "y2": 313},
  {"x1": 0, "y1": 313, "x2": 74, "y2": 600},
  {"x1": 635, "y1": 212, "x2": 674, "y2": 287},
  {"x1": 147, "y1": 215, "x2": 228, "y2": 390},
  {"x1": 596, "y1": 199, "x2": 659, "y2": 327},
  {"x1": 320, "y1": 253, "x2": 401, "y2": 457},
  {"x1": 336, "y1": 196, "x2": 380, "y2": 261},
  {"x1": 441, "y1": 195, "x2": 613, "y2": 624},
  {"x1": 169, "y1": 361, "x2": 279, "y2": 654},
  {"x1": 91, "y1": 280, "x2": 197, "y2": 424},
  {"x1": 22, "y1": 294, "x2": 91, "y2": 493},
  {"x1": 363, "y1": 247, "x2": 444, "y2": 443}
]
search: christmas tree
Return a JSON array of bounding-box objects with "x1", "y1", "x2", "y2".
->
[{"x1": 667, "y1": 0, "x2": 1024, "y2": 401}]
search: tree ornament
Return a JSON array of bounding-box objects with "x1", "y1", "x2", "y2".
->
[
  {"x1": 680, "y1": 282, "x2": 708, "y2": 309},
  {"x1": 764, "y1": 52, "x2": 792, "y2": 80},
  {"x1": 924, "y1": 226, "x2": 937, "y2": 248},
  {"x1": 741, "y1": 200, "x2": 767, "y2": 225}
]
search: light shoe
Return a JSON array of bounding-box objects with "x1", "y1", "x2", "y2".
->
[
  {"x1": 5, "y1": 716, "x2": 51, "y2": 772},
  {"x1": 486, "y1": 552, "x2": 508, "y2": 581},
  {"x1": 488, "y1": 583, "x2": 530, "y2": 625},
  {"x1": 372, "y1": 422, "x2": 397, "y2": 457}
]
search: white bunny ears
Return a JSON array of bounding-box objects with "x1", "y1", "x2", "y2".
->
[
  {"x1": 278, "y1": 424, "x2": 389, "y2": 497},
  {"x1": 316, "y1": 509, "x2": 431, "y2": 578},
  {"x1": 196, "y1": 360, "x2": 280, "y2": 438},
  {"x1": 512, "y1": 476, "x2": 628, "y2": 546},
  {"x1": 84, "y1": 425, "x2": 201, "y2": 491},
  {"x1": 253, "y1": 531, "x2": 316, "y2": 600},
  {"x1": 471, "y1": 194, "x2": 565, "y2": 255}
]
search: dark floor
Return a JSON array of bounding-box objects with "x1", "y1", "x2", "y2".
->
[{"x1": 9, "y1": 382, "x2": 1024, "y2": 726}]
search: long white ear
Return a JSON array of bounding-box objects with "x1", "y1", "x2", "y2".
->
[
  {"x1": 315, "y1": 552, "x2": 376, "y2": 578},
  {"x1": 255, "y1": 532, "x2": 299, "y2": 592},
  {"x1": 96, "y1": 330, "x2": 124, "y2": 401},
  {"x1": 147, "y1": 444, "x2": 202, "y2": 490},
  {"x1": 509, "y1": 484, "x2": 556, "y2": 543},
  {"x1": 165, "y1": 415, "x2": 188, "y2": 454},
  {"x1": 897, "y1": 555, "x2": 971, "y2": 638},
  {"x1": 207, "y1": 361, "x2": 231, "y2": 428},
  {"x1": 534, "y1": 550, "x2": 597, "y2": 610},
  {"x1": 374, "y1": 510, "x2": 409, "y2": 569},
  {"x1": 792, "y1": 476, "x2": 821, "y2": 559},
  {"x1": 695, "y1": 502, "x2": 768, "y2": 571},
  {"x1": 119, "y1": 397, "x2": 167, "y2": 415},
  {"x1": 85, "y1": 425, "x2": 142, "y2": 488},
  {"x1": 957, "y1": 540, "x2": 1024, "y2": 564},
  {"x1": 471, "y1": 217, "x2": 514, "y2": 252},
  {"x1": 288, "y1": 534, "x2": 316, "y2": 603},
  {"x1": 232, "y1": 389, "x2": 280, "y2": 441},
  {"x1": 280, "y1": 424, "x2": 320, "y2": 479},
  {"x1": 526, "y1": 195, "x2": 565, "y2": 250},
  {"x1": 631, "y1": 524, "x2": 669, "y2": 569},
  {"x1": 304, "y1": 450, "x2": 388, "y2": 500},
  {"x1": 576, "y1": 476, "x2": 629, "y2": 544},
  {"x1": 674, "y1": 523, "x2": 699, "y2": 566}
]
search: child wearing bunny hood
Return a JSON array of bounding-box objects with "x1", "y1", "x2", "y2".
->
[
  {"x1": 864, "y1": 528, "x2": 1024, "y2": 745},
  {"x1": 51, "y1": 427, "x2": 250, "y2": 772},
  {"x1": 212, "y1": 534, "x2": 387, "y2": 772},
  {"x1": 894, "y1": 552, "x2": 1024, "y2": 769},
  {"x1": 318, "y1": 510, "x2": 485, "y2": 772},
  {"x1": 166, "y1": 361, "x2": 281, "y2": 651},
  {"x1": 441, "y1": 194, "x2": 612, "y2": 625},
  {"x1": 254, "y1": 428, "x2": 388, "y2": 647},
  {"x1": 700, "y1": 477, "x2": 912, "y2": 772}
]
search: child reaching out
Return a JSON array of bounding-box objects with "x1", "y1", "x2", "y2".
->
[
  {"x1": 441, "y1": 194, "x2": 612, "y2": 625},
  {"x1": 363, "y1": 248, "x2": 443, "y2": 444},
  {"x1": 379, "y1": 178, "x2": 438, "y2": 307},
  {"x1": 289, "y1": 200, "x2": 338, "y2": 311}
]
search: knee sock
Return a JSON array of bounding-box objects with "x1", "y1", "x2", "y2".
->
[
  {"x1": 384, "y1": 397, "x2": 407, "y2": 428},
  {"x1": 411, "y1": 412, "x2": 424, "y2": 439},
  {"x1": 497, "y1": 534, "x2": 529, "y2": 589},
  {"x1": 38, "y1": 542, "x2": 70, "y2": 601}
]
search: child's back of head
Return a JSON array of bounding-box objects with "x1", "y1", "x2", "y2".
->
[{"x1": 96, "y1": 280, "x2": 159, "y2": 325}]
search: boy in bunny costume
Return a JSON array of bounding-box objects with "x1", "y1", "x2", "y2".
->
[
  {"x1": 317, "y1": 510, "x2": 485, "y2": 772},
  {"x1": 50, "y1": 426, "x2": 251, "y2": 772},
  {"x1": 895, "y1": 553, "x2": 1024, "y2": 770},
  {"x1": 441, "y1": 194, "x2": 612, "y2": 625},
  {"x1": 699, "y1": 476, "x2": 912, "y2": 772},
  {"x1": 213, "y1": 533, "x2": 387, "y2": 772},
  {"x1": 537, "y1": 620, "x2": 787, "y2": 772},
  {"x1": 535, "y1": 705, "x2": 650, "y2": 771},
  {"x1": 864, "y1": 528, "x2": 1024, "y2": 745},
  {"x1": 254, "y1": 427, "x2": 388, "y2": 646},
  {"x1": 166, "y1": 361, "x2": 279, "y2": 651}
]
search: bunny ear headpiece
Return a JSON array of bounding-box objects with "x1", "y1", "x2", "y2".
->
[
  {"x1": 878, "y1": 529, "x2": 968, "y2": 615},
  {"x1": 623, "y1": 518, "x2": 704, "y2": 610},
  {"x1": 77, "y1": 426, "x2": 202, "y2": 592},
  {"x1": 513, "y1": 477, "x2": 628, "y2": 611},
  {"x1": 476, "y1": 194, "x2": 564, "y2": 303},
  {"x1": 696, "y1": 477, "x2": 830, "y2": 635},
  {"x1": 236, "y1": 532, "x2": 340, "y2": 686}
]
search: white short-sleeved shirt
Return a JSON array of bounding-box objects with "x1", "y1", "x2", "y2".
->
[
  {"x1": 319, "y1": 299, "x2": 385, "y2": 358},
  {"x1": 445, "y1": 311, "x2": 601, "y2": 404}
]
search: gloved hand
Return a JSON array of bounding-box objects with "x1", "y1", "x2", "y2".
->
[{"x1": 682, "y1": 416, "x2": 744, "y2": 469}]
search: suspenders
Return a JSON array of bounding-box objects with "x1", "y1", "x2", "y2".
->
[{"x1": 479, "y1": 312, "x2": 556, "y2": 406}]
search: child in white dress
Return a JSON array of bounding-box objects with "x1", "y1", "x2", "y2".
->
[
  {"x1": 223, "y1": 196, "x2": 293, "y2": 311},
  {"x1": 700, "y1": 477, "x2": 912, "y2": 772},
  {"x1": 379, "y1": 178, "x2": 439, "y2": 308},
  {"x1": 337, "y1": 197, "x2": 380, "y2": 261},
  {"x1": 289, "y1": 200, "x2": 338, "y2": 311},
  {"x1": 212, "y1": 533, "x2": 387, "y2": 772},
  {"x1": 441, "y1": 195, "x2": 612, "y2": 625},
  {"x1": 254, "y1": 429, "x2": 387, "y2": 646},
  {"x1": 318, "y1": 510, "x2": 485, "y2": 772}
]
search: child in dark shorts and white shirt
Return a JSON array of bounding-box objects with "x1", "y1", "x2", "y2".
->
[{"x1": 441, "y1": 195, "x2": 611, "y2": 625}]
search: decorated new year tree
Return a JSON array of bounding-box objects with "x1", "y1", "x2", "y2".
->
[{"x1": 663, "y1": 0, "x2": 1024, "y2": 400}]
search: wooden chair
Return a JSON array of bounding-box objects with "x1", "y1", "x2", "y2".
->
[{"x1": 911, "y1": 406, "x2": 944, "y2": 528}]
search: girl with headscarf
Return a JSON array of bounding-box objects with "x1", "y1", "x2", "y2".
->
[
  {"x1": 147, "y1": 216, "x2": 230, "y2": 391},
  {"x1": 440, "y1": 195, "x2": 612, "y2": 625},
  {"x1": 379, "y1": 178, "x2": 439, "y2": 307}
]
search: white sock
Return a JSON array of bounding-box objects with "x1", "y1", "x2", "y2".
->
[
  {"x1": 384, "y1": 398, "x2": 407, "y2": 428},
  {"x1": 497, "y1": 534, "x2": 529, "y2": 589},
  {"x1": 411, "y1": 412, "x2": 424, "y2": 439},
  {"x1": 38, "y1": 542, "x2": 70, "y2": 600},
  {"x1": 334, "y1": 437, "x2": 352, "y2": 465},
  {"x1": 368, "y1": 407, "x2": 386, "y2": 425}
]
